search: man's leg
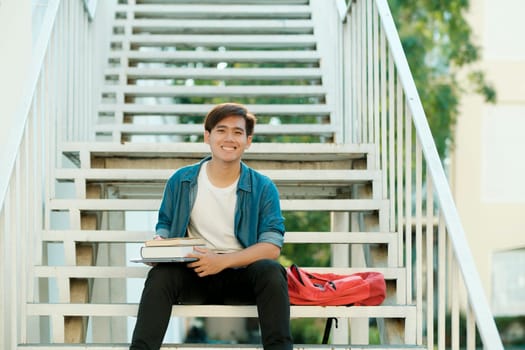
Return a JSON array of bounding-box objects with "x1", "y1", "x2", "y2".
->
[
  {"x1": 243, "y1": 260, "x2": 293, "y2": 350},
  {"x1": 130, "y1": 264, "x2": 205, "y2": 350}
]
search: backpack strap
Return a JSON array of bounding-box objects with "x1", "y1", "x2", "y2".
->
[{"x1": 321, "y1": 317, "x2": 338, "y2": 344}]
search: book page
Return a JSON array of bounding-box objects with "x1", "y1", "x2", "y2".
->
[{"x1": 144, "y1": 237, "x2": 206, "y2": 247}]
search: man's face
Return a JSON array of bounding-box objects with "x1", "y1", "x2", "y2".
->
[{"x1": 204, "y1": 115, "x2": 252, "y2": 164}]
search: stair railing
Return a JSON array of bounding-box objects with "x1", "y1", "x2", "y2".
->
[
  {"x1": 0, "y1": 0, "x2": 113, "y2": 348},
  {"x1": 336, "y1": 0, "x2": 504, "y2": 348}
]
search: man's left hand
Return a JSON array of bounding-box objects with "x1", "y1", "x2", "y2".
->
[{"x1": 186, "y1": 247, "x2": 227, "y2": 277}]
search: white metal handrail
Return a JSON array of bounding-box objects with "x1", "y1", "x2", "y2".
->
[
  {"x1": 0, "y1": 0, "x2": 59, "y2": 212},
  {"x1": 0, "y1": 0, "x2": 111, "y2": 348},
  {"x1": 0, "y1": 1, "x2": 61, "y2": 345},
  {"x1": 336, "y1": 0, "x2": 504, "y2": 348}
]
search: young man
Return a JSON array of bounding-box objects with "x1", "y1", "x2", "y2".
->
[{"x1": 130, "y1": 103, "x2": 293, "y2": 350}]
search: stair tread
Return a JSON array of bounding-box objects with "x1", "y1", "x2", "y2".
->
[
  {"x1": 115, "y1": 4, "x2": 311, "y2": 19},
  {"x1": 95, "y1": 124, "x2": 335, "y2": 135},
  {"x1": 42, "y1": 230, "x2": 396, "y2": 244},
  {"x1": 55, "y1": 168, "x2": 380, "y2": 182},
  {"x1": 108, "y1": 50, "x2": 320, "y2": 62},
  {"x1": 104, "y1": 67, "x2": 322, "y2": 79},
  {"x1": 116, "y1": 18, "x2": 312, "y2": 23},
  {"x1": 54, "y1": 168, "x2": 381, "y2": 199},
  {"x1": 18, "y1": 344, "x2": 425, "y2": 350},
  {"x1": 114, "y1": 18, "x2": 313, "y2": 29},
  {"x1": 101, "y1": 84, "x2": 326, "y2": 97},
  {"x1": 61, "y1": 142, "x2": 374, "y2": 157},
  {"x1": 33, "y1": 266, "x2": 405, "y2": 279},
  {"x1": 98, "y1": 103, "x2": 331, "y2": 115},
  {"x1": 125, "y1": 0, "x2": 309, "y2": 3},
  {"x1": 111, "y1": 34, "x2": 317, "y2": 48},
  {"x1": 26, "y1": 303, "x2": 416, "y2": 318},
  {"x1": 48, "y1": 198, "x2": 388, "y2": 211}
]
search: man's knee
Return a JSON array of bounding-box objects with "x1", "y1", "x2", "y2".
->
[
  {"x1": 144, "y1": 264, "x2": 186, "y2": 290},
  {"x1": 146, "y1": 264, "x2": 171, "y2": 282},
  {"x1": 248, "y1": 259, "x2": 287, "y2": 285}
]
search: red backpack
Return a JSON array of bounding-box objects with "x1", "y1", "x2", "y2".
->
[{"x1": 286, "y1": 264, "x2": 386, "y2": 306}]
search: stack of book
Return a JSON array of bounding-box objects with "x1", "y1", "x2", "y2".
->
[{"x1": 132, "y1": 237, "x2": 206, "y2": 263}]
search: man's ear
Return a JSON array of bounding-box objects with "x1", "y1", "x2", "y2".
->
[
  {"x1": 204, "y1": 130, "x2": 210, "y2": 144},
  {"x1": 245, "y1": 135, "x2": 253, "y2": 149}
]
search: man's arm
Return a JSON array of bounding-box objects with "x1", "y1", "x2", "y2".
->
[{"x1": 187, "y1": 242, "x2": 280, "y2": 277}]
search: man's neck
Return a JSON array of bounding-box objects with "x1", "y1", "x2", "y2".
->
[{"x1": 206, "y1": 159, "x2": 241, "y2": 188}]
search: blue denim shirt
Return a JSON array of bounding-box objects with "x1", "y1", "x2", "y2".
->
[{"x1": 155, "y1": 157, "x2": 285, "y2": 248}]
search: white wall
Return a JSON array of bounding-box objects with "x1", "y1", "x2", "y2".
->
[
  {"x1": 0, "y1": 0, "x2": 31, "y2": 152},
  {"x1": 483, "y1": 0, "x2": 525, "y2": 61},
  {"x1": 453, "y1": 0, "x2": 525, "y2": 315}
]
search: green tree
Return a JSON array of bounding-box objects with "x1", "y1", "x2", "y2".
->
[{"x1": 388, "y1": 0, "x2": 496, "y2": 158}]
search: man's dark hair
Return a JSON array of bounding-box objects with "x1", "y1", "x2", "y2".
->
[{"x1": 204, "y1": 103, "x2": 257, "y2": 136}]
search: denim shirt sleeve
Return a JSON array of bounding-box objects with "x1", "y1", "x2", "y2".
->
[
  {"x1": 155, "y1": 160, "x2": 204, "y2": 239},
  {"x1": 234, "y1": 165, "x2": 286, "y2": 248},
  {"x1": 155, "y1": 179, "x2": 174, "y2": 238},
  {"x1": 256, "y1": 180, "x2": 285, "y2": 248}
]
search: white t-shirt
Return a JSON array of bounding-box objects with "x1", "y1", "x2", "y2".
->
[{"x1": 187, "y1": 161, "x2": 243, "y2": 253}]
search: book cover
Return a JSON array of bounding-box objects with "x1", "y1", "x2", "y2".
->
[
  {"x1": 140, "y1": 245, "x2": 203, "y2": 259},
  {"x1": 130, "y1": 256, "x2": 198, "y2": 263},
  {"x1": 144, "y1": 237, "x2": 207, "y2": 247}
]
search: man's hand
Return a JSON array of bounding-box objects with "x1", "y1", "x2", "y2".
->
[
  {"x1": 186, "y1": 247, "x2": 228, "y2": 277},
  {"x1": 187, "y1": 242, "x2": 280, "y2": 277}
]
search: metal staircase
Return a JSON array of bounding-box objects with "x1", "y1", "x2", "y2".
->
[
  {"x1": 19, "y1": 0, "x2": 417, "y2": 348},
  {"x1": 97, "y1": 0, "x2": 339, "y2": 143},
  {"x1": 27, "y1": 142, "x2": 416, "y2": 348},
  {"x1": 1, "y1": 0, "x2": 504, "y2": 349}
]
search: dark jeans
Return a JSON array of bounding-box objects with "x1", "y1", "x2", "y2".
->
[{"x1": 130, "y1": 259, "x2": 293, "y2": 350}]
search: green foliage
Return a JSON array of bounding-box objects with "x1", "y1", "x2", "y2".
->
[
  {"x1": 388, "y1": 0, "x2": 496, "y2": 158},
  {"x1": 495, "y1": 316, "x2": 525, "y2": 346},
  {"x1": 279, "y1": 211, "x2": 331, "y2": 268},
  {"x1": 290, "y1": 319, "x2": 327, "y2": 344}
]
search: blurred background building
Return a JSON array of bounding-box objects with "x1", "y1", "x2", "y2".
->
[{"x1": 452, "y1": 0, "x2": 525, "y2": 317}]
